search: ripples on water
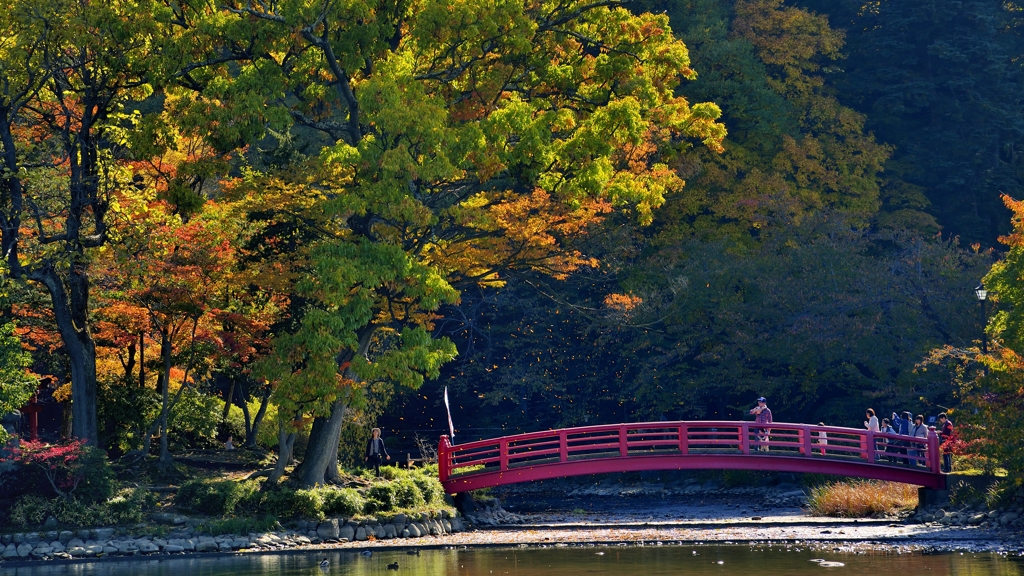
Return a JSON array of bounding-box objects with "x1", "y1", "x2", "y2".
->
[{"x1": 1, "y1": 546, "x2": 1021, "y2": 576}]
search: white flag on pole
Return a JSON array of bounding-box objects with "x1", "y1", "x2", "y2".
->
[{"x1": 444, "y1": 386, "x2": 455, "y2": 442}]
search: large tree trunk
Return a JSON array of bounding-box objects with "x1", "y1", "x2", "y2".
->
[
  {"x1": 298, "y1": 400, "x2": 347, "y2": 487},
  {"x1": 38, "y1": 266, "x2": 99, "y2": 446},
  {"x1": 296, "y1": 326, "x2": 375, "y2": 487}
]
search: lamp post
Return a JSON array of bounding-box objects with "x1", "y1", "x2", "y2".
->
[{"x1": 975, "y1": 283, "x2": 988, "y2": 354}]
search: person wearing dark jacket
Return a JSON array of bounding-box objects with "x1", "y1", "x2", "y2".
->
[
  {"x1": 365, "y1": 427, "x2": 390, "y2": 477},
  {"x1": 937, "y1": 413, "x2": 955, "y2": 473},
  {"x1": 892, "y1": 411, "x2": 913, "y2": 465}
]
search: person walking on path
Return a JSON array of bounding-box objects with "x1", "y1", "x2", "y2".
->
[
  {"x1": 892, "y1": 411, "x2": 913, "y2": 465},
  {"x1": 909, "y1": 415, "x2": 928, "y2": 466},
  {"x1": 365, "y1": 427, "x2": 390, "y2": 477},
  {"x1": 749, "y1": 397, "x2": 772, "y2": 452},
  {"x1": 937, "y1": 413, "x2": 955, "y2": 473}
]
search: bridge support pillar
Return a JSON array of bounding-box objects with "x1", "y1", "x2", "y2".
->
[
  {"x1": 452, "y1": 492, "x2": 478, "y2": 517},
  {"x1": 918, "y1": 487, "x2": 950, "y2": 508}
]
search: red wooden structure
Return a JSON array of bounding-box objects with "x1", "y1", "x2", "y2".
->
[{"x1": 438, "y1": 421, "x2": 946, "y2": 493}]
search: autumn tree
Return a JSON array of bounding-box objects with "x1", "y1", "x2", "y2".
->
[
  {"x1": 0, "y1": 0, "x2": 165, "y2": 445},
  {"x1": 158, "y1": 0, "x2": 727, "y2": 486}
]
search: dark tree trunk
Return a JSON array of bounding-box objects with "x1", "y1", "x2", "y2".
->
[
  {"x1": 268, "y1": 420, "x2": 296, "y2": 484},
  {"x1": 158, "y1": 328, "x2": 173, "y2": 468},
  {"x1": 244, "y1": 387, "x2": 271, "y2": 448},
  {"x1": 298, "y1": 400, "x2": 346, "y2": 487},
  {"x1": 36, "y1": 266, "x2": 100, "y2": 446}
]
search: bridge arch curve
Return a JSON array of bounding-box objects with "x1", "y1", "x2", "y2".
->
[{"x1": 438, "y1": 421, "x2": 946, "y2": 493}]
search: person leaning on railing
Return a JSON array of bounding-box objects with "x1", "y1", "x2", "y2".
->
[{"x1": 909, "y1": 415, "x2": 928, "y2": 467}]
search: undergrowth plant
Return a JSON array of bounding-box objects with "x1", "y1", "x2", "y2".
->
[{"x1": 807, "y1": 480, "x2": 918, "y2": 517}]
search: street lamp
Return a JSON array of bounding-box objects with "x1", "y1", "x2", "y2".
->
[{"x1": 975, "y1": 283, "x2": 988, "y2": 354}]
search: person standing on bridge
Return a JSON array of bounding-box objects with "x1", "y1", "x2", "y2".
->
[
  {"x1": 909, "y1": 415, "x2": 928, "y2": 466},
  {"x1": 365, "y1": 427, "x2": 391, "y2": 477},
  {"x1": 892, "y1": 411, "x2": 913, "y2": 465},
  {"x1": 864, "y1": 409, "x2": 880, "y2": 461},
  {"x1": 937, "y1": 413, "x2": 955, "y2": 473},
  {"x1": 749, "y1": 397, "x2": 772, "y2": 452}
]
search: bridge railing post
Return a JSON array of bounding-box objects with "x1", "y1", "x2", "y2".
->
[
  {"x1": 800, "y1": 426, "x2": 812, "y2": 457},
  {"x1": 438, "y1": 435, "x2": 451, "y2": 483},
  {"x1": 619, "y1": 426, "x2": 628, "y2": 458},
  {"x1": 740, "y1": 423, "x2": 750, "y2": 455},
  {"x1": 928, "y1": 426, "x2": 941, "y2": 474},
  {"x1": 679, "y1": 423, "x2": 688, "y2": 455},
  {"x1": 500, "y1": 439, "x2": 509, "y2": 471},
  {"x1": 859, "y1": 433, "x2": 868, "y2": 461},
  {"x1": 559, "y1": 431, "x2": 568, "y2": 463}
]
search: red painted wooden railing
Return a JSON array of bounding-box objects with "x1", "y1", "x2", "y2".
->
[{"x1": 437, "y1": 421, "x2": 946, "y2": 492}]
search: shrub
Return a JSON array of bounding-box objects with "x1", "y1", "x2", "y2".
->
[
  {"x1": 11, "y1": 440, "x2": 114, "y2": 503},
  {"x1": 412, "y1": 475, "x2": 443, "y2": 505},
  {"x1": 807, "y1": 480, "x2": 918, "y2": 517},
  {"x1": 264, "y1": 488, "x2": 325, "y2": 520},
  {"x1": 197, "y1": 516, "x2": 278, "y2": 536},
  {"x1": 175, "y1": 478, "x2": 255, "y2": 516},
  {"x1": 10, "y1": 487, "x2": 155, "y2": 528},
  {"x1": 393, "y1": 478, "x2": 425, "y2": 508},
  {"x1": 10, "y1": 494, "x2": 51, "y2": 527},
  {"x1": 290, "y1": 489, "x2": 325, "y2": 519},
  {"x1": 366, "y1": 483, "x2": 397, "y2": 512},
  {"x1": 322, "y1": 488, "x2": 364, "y2": 517}
]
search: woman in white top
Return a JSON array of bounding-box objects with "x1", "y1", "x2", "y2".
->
[
  {"x1": 864, "y1": 408, "x2": 879, "y2": 432},
  {"x1": 864, "y1": 409, "x2": 880, "y2": 460}
]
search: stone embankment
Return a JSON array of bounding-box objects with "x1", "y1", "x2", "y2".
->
[
  {"x1": 913, "y1": 500, "x2": 1024, "y2": 528},
  {"x1": 0, "y1": 510, "x2": 467, "y2": 561}
]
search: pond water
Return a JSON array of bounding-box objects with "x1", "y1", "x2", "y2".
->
[{"x1": 1, "y1": 546, "x2": 1021, "y2": 576}]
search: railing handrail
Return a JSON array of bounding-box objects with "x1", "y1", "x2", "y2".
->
[{"x1": 438, "y1": 420, "x2": 943, "y2": 484}]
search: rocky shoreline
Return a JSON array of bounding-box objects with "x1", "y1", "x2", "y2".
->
[
  {"x1": 0, "y1": 508, "x2": 469, "y2": 562},
  {"x1": 3, "y1": 482, "x2": 1024, "y2": 566}
]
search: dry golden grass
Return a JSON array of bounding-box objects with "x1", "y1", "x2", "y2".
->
[{"x1": 807, "y1": 480, "x2": 919, "y2": 517}]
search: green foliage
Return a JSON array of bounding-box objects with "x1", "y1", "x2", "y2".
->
[
  {"x1": 197, "y1": 516, "x2": 279, "y2": 536},
  {"x1": 412, "y1": 475, "x2": 443, "y2": 506},
  {"x1": 365, "y1": 483, "x2": 397, "y2": 513},
  {"x1": 174, "y1": 478, "x2": 259, "y2": 517},
  {"x1": 9, "y1": 488, "x2": 155, "y2": 528},
  {"x1": 0, "y1": 321, "x2": 38, "y2": 444},
  {"x1": 392, "y1": 478, "x2": 425, "y2": 508},
  {"x1": 167, "y1": 388, "x2": 221, "y2": 450},
  {"x1": 322, "y1": 488, "x2": 365, "y2": 517},
  {"x1": 264, "y1": 487, "x2": 324, "y2": 520}
]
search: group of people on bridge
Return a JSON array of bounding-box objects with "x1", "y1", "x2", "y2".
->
[{"x1": 750, "y1": 397, "x2": 957, "y2": 473}]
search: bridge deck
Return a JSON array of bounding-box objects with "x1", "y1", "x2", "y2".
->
[{"x1": 438, "y1": 421, "x2": 946, "y2": 492}]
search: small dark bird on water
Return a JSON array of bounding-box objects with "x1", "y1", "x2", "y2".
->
[
  {"x1": 406, "y1": 549, "x2": 420, "y2": 555},
  {"x1": 387, "y1": 562, "x2": 400, "y2": 570},
  {"x1": 319, "y1": 558, "x2": 329, "y2": 568}
]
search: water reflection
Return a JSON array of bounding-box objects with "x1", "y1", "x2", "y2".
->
[{"x1": 1, "y1": 546, "x2": 1021, "y2": 576}]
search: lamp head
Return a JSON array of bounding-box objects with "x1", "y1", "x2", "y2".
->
[{"x1": 975, "y1": 283, "x2": 987, "y2": 301}]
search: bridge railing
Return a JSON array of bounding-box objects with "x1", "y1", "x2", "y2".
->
[{"x1": 438, "y1": 421, "x2": 941, "y2": 483}]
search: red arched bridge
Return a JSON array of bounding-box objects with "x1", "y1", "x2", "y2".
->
[{"x1": 437, "y1": 421, "x2": 946, "y2": 493}]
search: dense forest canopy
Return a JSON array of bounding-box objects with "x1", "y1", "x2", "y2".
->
[{"x1": 0, "y1": 0, "x2": 1021, "y2": 482}]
